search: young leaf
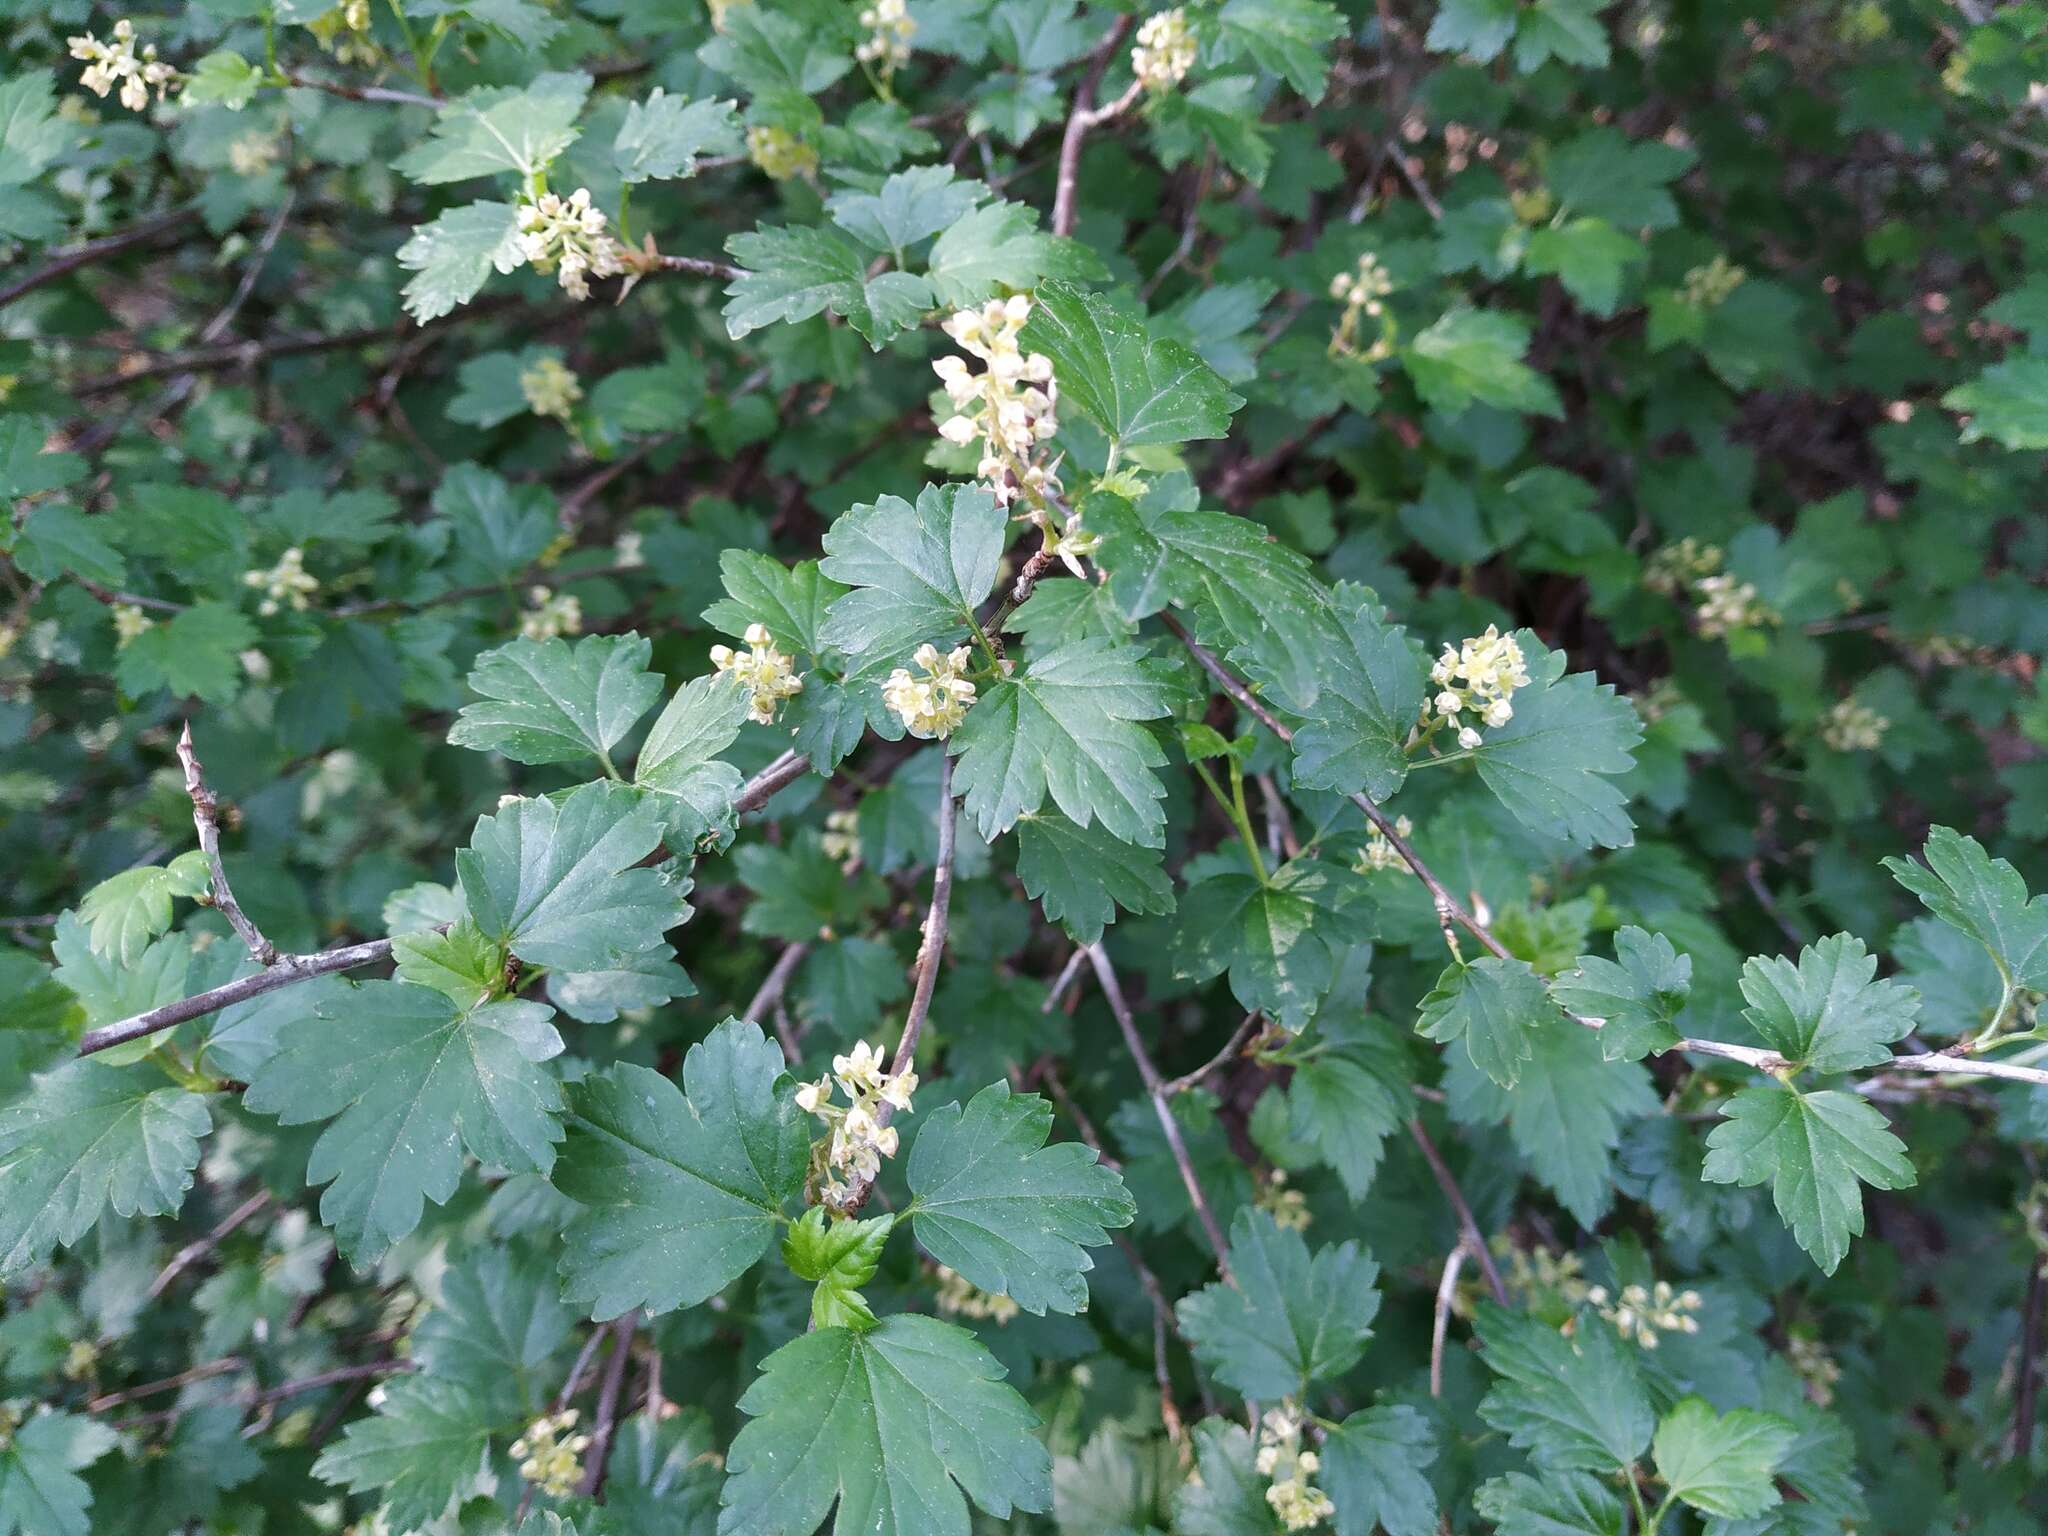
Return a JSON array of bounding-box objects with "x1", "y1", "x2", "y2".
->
[
  {"x1": 1320, "y1": 1404, "x2": 1439, "y2": 1536},
  {"x1": 948, "y1": 637, "x2": 1175, "y2": 848},
  {"x1": 1475, "y1": 1304, "x2": 1653, "y2": 1472},
  {"x1": 1736, "y1": 932, "x2": 1919, "y2": 1075},
  {"x1": 926, "y1": 199, "x2": 1103, "y2": 309},
  {"x1": 74, "y1": 852, "x2": 209, "y2": 967},
  {"x1": 633, "y1": 674, "x2": 754, "y2": 845},
  {"x1": 1462, "y1": 635, "x2": 1643, "y2": 850},
  {"x1": 783, "y1": 1206, "x2": 897, "y2": 1330},
  {"x1": 397, "y1": 201, "x2": 524, "y2": 322},
  {"x1": 820, "y1": 482, "x2": 1006, "y2": 660},
  {"x1": 0, "y1": 1060, "x2": 209, "y2": 1277},
  {"x1": 827, "y1": 165, "x2": 988, "y2": 255},
  {"x1": 1471, "y1": 1471, "x2": 1626, "y2": 1536},
  {"x1": 1172, "y1": 855, "x2": 1375, "y2": 1032},
  {"x1": 1285, "y1": 1024, "x2": 1412, "y2": 1201},
  {"x1": 242, "y1": 983, "x2": 565, "y2": 1262},
  {"x1": 1176, "y1": 1208, "x2": 1381, "y2": 1400},
  {"x1": 906, "y1": 1081, "x2": 1136, "y2": 1315},
  {"x1": 393, "y1": 71, "x2": 591, "y2": 183},
  {"x1": 446, "y1": 633, "x2": 663, "y2": 766},
  {"x1": 704, "y1": 550, "x2": 848, "y2": 658},
  {"x1": 1551, "y1": 927, "x2": 1690, "y2": 1062},
  {"x1": 1882, "y1": 824, "x2": 2048, "y2": 991},
  {"x1": 614, "y1": 89, "x2": 738, "y2": 183},
  {"x1": 1403, "y1": 308, "x2": 1563, "y2": 419},
  {"x1": 311, "y1": 1376, "x2": 494, "y2": 1531},
  {"x1": 1213, "y1": 0, "x2": 1348, "y2": 101},
  {"x1": 554, "y1": 1019, "x2": 808, "y2": 1318},
  {"x1": 1650, "y1": 1396, "x2": 1797, "y2": 1520},
  {"x1": 1014, "y1": 810, "x2": 1175, "y2": 944},
  {"x1": 718, "y1": 1314, "x2": 1051, "y2": 1536},
  {"x1": 1416, "y1": 955, "x2": 1560, "y2": 1089},
  {"x1": 723, "y1": 223, "x2": 934, "y2": 348},
  {"x1": 1019, "y1": 279, "x2": 1244, "y2": 449},
  {"x1": 391, "y1": 919, "x2": 507, "y2": 1010},
  {"x1": 456, "y1": 781, "x2": 690, "y2": 972},
  {"x1": 1700, "y1": 1080, "x2": 1914, "y2": 1275},
  {"x1": 0, "y1": 1411, "x2": 118, "y2": 1536},
  {"x1": 1281, "y1": 586, "x2": 1427, "y2": 801},
  {"x1": 1170, "y1": 1420, "x2": 1270, "y2": 1535}
]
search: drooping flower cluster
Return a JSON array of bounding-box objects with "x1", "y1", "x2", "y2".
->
[
  {"x1": 520, "y1": 356, "x2": 583, "y2": 421},
  {"x1": 1329, "y1": 251, "x2": 1396, "y2": 362},
  {"x1": 308, "y1": 0, "x2": 378, "y2": 66},
  {"x1": 710, "y1": 623, "x2": 805, "y2": 725},
  {"x1": 1820, "y1": 697, "x2": 1889, "y2": 752},
  {"x1": 1641, "y1": 535, "x2": 1722, "y2": 596},
  {"x1": 510, "y1": 1409, "x2": 591, "y2": 1499},
  {"x1": 934, "y1": 1264, "x2": 1020, "y2": 1323},
  {"x1": 746, "y1": 124, "x2": 818, "y2": 182},
  {"x1": 243, "y1": 548, "x2": 320, "y2": 616},
  {"x1": 1680, "y1": 253, "x2": 1746, "y2": 308},
  {"x1": 798, "y1": 1039, "x2": 918, "y2": 1202},
  {"x1": 882, "y1": 643, "x2": 977, "y2": 739},
  {"x1": 69, "y1": 21, "x2": 180, "y2": 113},
  {"x1": 1458, "y1": 1237, "x2": 1593, "y2": 1323},
  {"x1": 517, "y1": 189, "x2": 624, "y2": 302},
  {"x1": 934, "y1": 297, "x2": 1063, "y2": 511},
  {"x1": 1422, "y1": 625, "x2": 1530, "y2": 751},
  {"x1": 1692, "y1": 572, "x2": 1776, "y2": 639},
  {"x1": 856, "y1": 0, "x2": 918, "y2": 77},
  {"x1": 521, "y1": 586, "x2": 583, "y2": 641},
  {"x1": 1786, "y1": 1333, "x2": 1841, "y2": 1405},
  {"x1": 1587, "y1": 1278, "x2": 1703, "y2": 1349},
  {"x1": 111, "y1": 604, "x2": 154, "y2": 648},
  {"x1": 1256, "y1": 1406, "x2": 1336, "y2": 1532},
  {"x1": 228, "y1": 133, "x2": 282, "y2": 178},
  {"x1": 1131, "y1": 8, "x2": 1197, "y2": 92},
  {"x1": 1352, "y1": 813, "x2": 1414, "y2": 874},
  {"x1": 821, "y1": 806, "x2": 861, "y2": 870},
  {"x1": 1255, "y1": 1169, "x2": 1311, "y2": 1232}
]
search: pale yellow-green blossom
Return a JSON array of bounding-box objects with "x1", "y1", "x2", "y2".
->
[
  {"x1": 111, "y1": 604, "x2": 154, "y2": 648},
  {"x1": 1681, "y1": 254, "x2": 1746, "y2": 308},
  {"x1": 1820, "y1": 697, "x2": 1889, "y2": 752},
  {"x1": 934, "y1": 296, "x2": 1061, "y2": 508},
  {"x1": 934, "y1": 1264, "x2": 1020, "y2": 1323},
  {"x1": 1256, "y1": 1405, "x2": 1335, "y2": 1531},
  {"x1": 1255, "y1": 1169, "x2": 1311, "y2": 1231},
  {"x1": 1353, "y1": 814, "x2": 1413, "y2": 874},
  {"x1": 883, "y1": 642, "x2": 977, "y2": 739},
  {"x1": 517, "y1": 189, "x2": 624, "y2": 302},
  {"x1": 69, "y1": 20, "x2": 179, "y2": 113},
  {"x1": 856, "y1": 0, "x2": 918, "y2": 76},
  {"x1": 520, "y1": 356, "x2": 583, "y2": 422},
  {"x1": 309, "y1": 0, "x2": 377, "y2": 65},
  {"x1": 798, "y1": 1039, "x2": 918, "y2": 1202},
  {"x1": 821, "y1": 806, "x2": 861, "y2": 869},
  {"x1": 1587, "y1": 1278, "x2": 1703, "y2": 1349},
  {"x1": 511, "y1": 1409, "x2": 591, "y2": 1498},
  {"x1": 1692, "y1": 572, "x2": 1775, "y2": 639},
  {"x1": 243, "y1": 548, "x2": 320, "y2": 616},
  {"x1": 1642, "y1": 535, "x2": 1722, "y2": 597},
  {"x1": 1132, "y1": 8, "x2": 1197, "y2": 92},
  {"x1": 521, "y1": 586, "x2": 583, "y2": 642},
  {"x1": 747, "y1": 124, "x2": 818, "y2": 182},
  {"x1": 1329, "y1": 251, "x2": 1397, "y2": 362},
  {"x1": 1422, "y1": 625, "x2": 1530, "y2": 751},
  {"x1": 710, "y1": 622, "x2": 805, "y2": 725}
]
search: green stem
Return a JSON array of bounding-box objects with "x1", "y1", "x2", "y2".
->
[
  {"x1": 1624, "y1": 1468, "x2": 1652, "y2": 1534},
  {"x1": 1975, "y1": 963, "x2": 2018, "y2": 1047},
  {"x1": 1206, "y1": 759, "x2": 1267, "y2": 883},
  {"x1": 616, "y1": 183, "x2": 633, "y2": 246},
  {"x1": 262, "y1": 14, "x2": 277, "y2": 76},
  {"x1": 596, "y1": 747, "x2": 623, "y2": 783}
]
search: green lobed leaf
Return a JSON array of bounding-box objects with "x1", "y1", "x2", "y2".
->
[
  {"x1": 1321, "y1": 1404, "x2": 1440, "y2": 1536},
  {"x1": 1475, "y1": 1303, "x2": 1654, "y2": 1472},
  {"x1": 1735, "y1": 932, "x2": 1919, "y2": 1075},
  {"x1": 0, "y1": 1411, "x2": 118, "y2": 1536},
  {"x1": 1281, "y1": 585, "x2": 1428, "y2": 801},
  {"x1": 1552, "y1": 926, "x2": 1691, "y2": 1062},
  {"x1": 1882, "y1": 824, "x2": 2048, "y2": 991},
  {"x1": 311, "y1": 1376, "x2": 494, "y2": 1530},
  {"x1": 447, "y1": 632, "x2": 663, "y2": 766},
  {"x1": 1014, "y1": 810, "x2": 1175, "y2": 944},
  {"x1": 1171, "y1": 855, "x2": 1375, "y2": 1032},
  {"x1": 819, "y1": 482, "x2": 1006, "y2": 661},
  {"x1": 1416, "y1": 954, "x2": 1561, "y2": 1089},
  {"x1": 614, "y1": 89, "x2": 738, "y2": 183},
  {"x1": 1652, "y1": 1396, "x2": 1798, "y2": 1520},
  {"x1": 1019, "y1": 279, "x2": 1244, "y2": 448},
  {"x1": 392, "y1": 71, "x2": 590, "y2": 183},
  {"x1": 634, "y1": 673, "x2": 755, "y2": 846},
  {"x1": 73, "y1": 852, "x2": 209, "y2": 968},
  {"x1": 1472, "y1": 1470, "x2": 1627, "y2": 1536},
  {"x1": 782, "y1": 1206, "x2": 897, "y2": 1330},
  {"x1": 397, "y1": 200, "x2": 524, "y2": 322}
]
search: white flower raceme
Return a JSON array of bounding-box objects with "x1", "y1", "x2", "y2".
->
[
  {"x1": 1820, "y1": 697, "x2": 1888, "y2": 752},
  {"x1": 746, "y1": 124, "x2": 818, "y2": 182},
  {"x1": 820, "y1": 806, "x2": 861, "y2": 869},
  {"x1": 798, "y1": 1039, "x2": 918, "y2": 1202},
  {"x1": 856, "y1": 0, "x2": 918, "y2": 75},
  {"x1": 520, "y1": 355, "x2": 582, "y2": 421},
  {"x1": 510, "y1": 1409, "x2": 591, "y2": 1498},
  {"x1": 111, "y1": 604, "x2": 154, "y2": 648},
  {"x1": 882, "y1": 642, "x2": 976, "y2": 738},
  {"x1": 227, "y1": 133, "x2": 281, "y2": 177},
  {"x1": 1256, "y1": 1405, "x2": 1335, "y2": 1531},
  {"x1": 243, "y1": 548, "x2": 320, "y2": 616},
  {"x1": 1787, "y1": 1334, "x2": 1841, "y2": 1406},
  {"x1": 1692, "y1": 572, "x2": 1774, "y2": 639},
  {"x1": 1681, "y1": 253, "x2": 1746, "y2": 308},
  {"x1": 521, "y1": 586, "x2": 583, "y2": 641},
  {"x1": 934, "y1": 1264, "x2": 1021, "y2": 1323},
  {"x1": 1329, "y1": 251, "x2": 1397, "y2": 362},
  {"x1": 516, "y1": 189, "x2": 624, "y2": 302},
  {"x1": 1131, "y1": 8, "x2": 1197, "y2": 92},
  {"x1": 1587, "y1": 1279, "x2": 1703, "y2": 1350},
  {"x1": 69, "y1": 21, "x2": 180, "y2": 113},
  {"x1": 710, "y1": 623, "x2": 805, "y2": 725},
  {"x1": 933, "y1": 297, "x2": 1060, "y2": 508},
  {"x1": 1352, "y1": 814, "x2": 1413, "y2": 873},
  {"x1": 309, "y1": 0, "x2": 377, "y2": 66},
  {"x1": 1255, "y1": 1169, "x2": 1311, "y2": 1232},
  {"x1": 1641, "y1": 535, "x2": 1722, "y2": 596},
  {"x1": 1421, "y1": 625, "x2": 1530, "y2": 752}
]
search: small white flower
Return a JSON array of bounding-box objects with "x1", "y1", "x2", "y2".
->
[
  {"x1": 883, "y1": 642, "x2": 977, "y2": 739},
  {"x1": 242, "y1": 547, "x2": 320, "y2": 617},
  {"x1": 1132, "y1": 8, "x2": 1196, "y2": 92},
  {"x1": 521, "y1": 585, "x2": 583, "y2": 641},
  {"x1": 516, "y1": 189, "x2": 624, "y2": 302},
  {"x1": 710, "y1": 622, "x2": 805, "y2": 725},
  {"x1": 69, "y1": 20, "x2": 181, "y2": 113}
]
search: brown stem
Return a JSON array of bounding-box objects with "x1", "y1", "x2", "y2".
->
[
  {"x1": 1408, "y1": 1118, "x2": 1508, "y2": 1305},
  {"x1": 0, "y1": 209, "x2": 199, "y2": 309},
  {"x1": 178, "y1": 723, "x2": 277, "y2": 966},
  {"x1": 576, "y1": 1311, "x2": 639, "y2": 1499},
  {"x1": 2018, "y1": 1252, "x2": 2045, "y2": 1458},
  {"x1": 747, "y1": 942, "x2": 812, "y2": 1063},
  {"x1": 1160, "y1": 1013, "x2": 1263, "y2": 1098},
  {"x1": 1085, "y1": 944, "x2": 1235, "y2": 1281},
  {"x1": 1430, "y1": 1241, "x2": 1471, "y2": 1398},
  {"x1": 1052, "y1": 20, "x2": 1139, "y2": 237},
  {"x1": 87, "y1": 1356, "x2": 245, "y2": 1412},
  {"x1": 655, "y1": 253, "x2": 744, "y2": 281},
  {"x1": 147, "y1": 1189, "x2": 272, "y2": 1299}
]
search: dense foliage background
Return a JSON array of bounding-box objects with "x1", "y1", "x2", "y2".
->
[{"x1": 3, "y1": 0, "x2": 2048, "y2": 1532}]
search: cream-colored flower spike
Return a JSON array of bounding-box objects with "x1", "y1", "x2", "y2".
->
[
  {"x1": 856, "y1": 0, "x2": 918, "y2": 75},
  {"x1": 510, "y1": 1409, "x2": 591, "y2": 1499},
  {"x1": 1420, "y1": 624, "x2": 1531, "y2": 752},
  {"x1": 69, "y1": 21, "x2": 180, "y2": 113},
  {"x1": 933, "y1": 298, "x2": 1060, "y2": 508},
  {"x1": 1256, "y1": 1404, "x2": 1336, "y2": 1531},
  {"x1": 710, "y1": 623, "x2": 805, "y2": 725},
  {"x1": 242, "y1": 548, "x2": 320, "y2": 616},
  {"x1": 521, "y1": 586, "x2": 583, "y2": 641},
  {"x1": 802, "y1": 1039, "x2": 917, "y2": 1200},
  {"x1": 1132, "y1": 9, "x2": 1197, "y2": 92},
  {"x1": 883, "y1": 643, "x2": 977, "y2": 739},
  {"x1": 516, "y1": 189, "x2": 624, "y2": 302},
  {"x1": 520, "y1": 356, "x2": 583, "y2": 421}
]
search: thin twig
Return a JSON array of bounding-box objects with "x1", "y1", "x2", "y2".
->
[
  {"x1": 77, "y1": 936, "x2": 396, "y2": 1057},
  {"x1": 748, "y1": 942, "x2": 811, "y2": 1063},
  {"x1": 576, "y1": 1311, "x2": 639, "y2": 1500},
  {"x1": 2017, "y1": 1251, "x2": 2045, "y2": 1459},
  {"x1": 147, "y1": 1189, "x2": 272, "y2": 1300},
  {"x1": 87, "y1": 1356, "x2": 245, "y2": 1412},
  {"x1": 1408, "y1": 1118, "x2": 1508, "y2": 1305},
  {"x1": 1161, "y1": 1014, "x2": 1263, "y2": 1098},
  {"x1": 1085, "y1": 944, "x2": 1234, "y2": 1280},
  {"x1": 732, "y1": 750, "x2": 811, "y2": 816},
  {"x1": 654, "y1": 253, "x2": 744, "y2": 281},
  {"x1": 0, "y1": 208, "x2": 199, "y2": 309},
  {"x1": 1430, "y1": 1241, "x2": 1472, "y2": 1398},
  {"x1": 1043, "y1": 947, "x2": 1091, "y2": 1014},
  {"x1": 178, "y1": 723, "x2": 277, "y2": 965},
  {"x1": 1052, "y1": 19, "x2": 1140, "y2": 237},
  {"x1": 281, "y1": 71, "x2": 442, "y2": 107}
]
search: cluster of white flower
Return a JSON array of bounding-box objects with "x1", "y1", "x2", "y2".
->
[
  {"x1": 243, "y1": 548, "x2": 320, "y2": 616},
  {"x1": 111, "y1": 604, "x2": 154, "y2": 648},
  {"x1": 69, "y1": 21, "x2": 180, "y2": 113},
  {"x1": 510, "y1": 1409, "x2": 590, "y2": 1498},
  {"x1": 1255, "y1": 1169, "x2": 1311, "y2": 1232},
  {"x1": 1352, "y1": 813, "x2": 1413, "y2": 874},
  {"x1": 1693, "y1": 572, "x2": 1775, "y2": 638},
  {"x1": 1132, "y1": 8, "x2": 1197, "y2": 92},
  {"x1": 521, "y1": 585, "x2": 583, "y2": 641},
  {"x1": 882, "y1": 642, "x2": 976, "y2": 739},
  {"x1": 710, "y1": 623, "x2": 805, "y2": 725},
  {"x1": 520, "y1": 356, "x2": 583, "y2": 422},
  {"x1": 1820, "y1": 697, "x2": 1889, "y2": 752},
  {"x1": 1681, "y1": 253, "x2": 1746, "y2": 308},
  {"x1": 228, "y1": 133, "x2": 281, "y2": 178},
  {"x1": 1330, "y1": 251, "x2": 1393, "y2": 312},
  {"x1": 934, "y1": 1264, "x2": 1020, "y2": 1323},
  {"x1": 613, "y1": 529, "x2": 645, "y2": 569},
  {"x1": 934, "y1": 297, "x2": 1062, "y2": 510},
  {"x1": 1423, "y1": 626, "x2": 1530, "y2": 751},
  {"x1": 517, "y1": 189, "x2": 624, "y2": 302},
  {"x1": 820, "y1": 806, "x2": 861, "y2": 870},
  {"x1": 798, "y1": 1040, "x2": 917, "y2": 1202},
  {"x1": 1329, "y1": 250, "x2": 1396, "y2": 361},
  {"x1": 856, "y1": 0, "x2": 918, "y2": 76},
  {"x1": 1641, "y1": 535, "x2": 1722, "y2": 596},
  {"x1": 1588, "y1": 1279, "x2": 1703, "y2": 1349},
  {"x1": 1256, "y1": 1406, "x2": 1335, "y2": 1532},
  {"x1": 309, "y1": 0, "x2": 377, "y2": 65},
  {"x1": 746, "y1": 124, "x2": 817, "y2": 182},
  {"x1": 1786, "y1": 1333, "x2": 1841, "y2": 1406}
]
